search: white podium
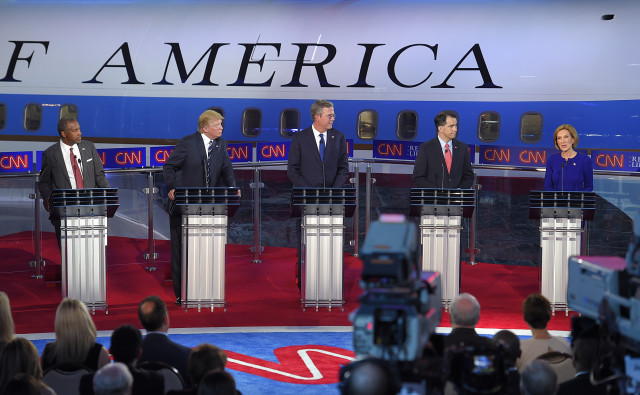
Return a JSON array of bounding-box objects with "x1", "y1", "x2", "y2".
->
[
  {"x1": 173, "y1": 187, "x2": 239, "y2": 312},
  {"x1": 291, "y1": 187, "x2": 356, "y2": 311},
  {"x1": 51, "y1": 188, "x2": 118, "y2": 312},
  {"x1": 410, "y1": 188, "x2": 475, "y2": 309},
  {"x1": 530, "y1": 191, "x2": 596, "y2": 313}
]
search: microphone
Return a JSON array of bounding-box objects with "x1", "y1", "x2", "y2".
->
[
  {"x1": 322, "y1": 162, "x2": 326, "y2": 188},
  {"x1": 561, "y1": 161, "x2": 565, "y2": 192},
  {"x1": 441, "y1": 161, "x2": 445, "y2": 189}
]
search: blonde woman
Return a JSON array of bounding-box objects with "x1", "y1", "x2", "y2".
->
[
  {"x1": 0, "y1": 337, "x2": 55, "y2": 395},
  {"x1": 0, "y1": 291, "x2": 15, "y2": 351},
  {"x1": 41, "y1": 298, "x2": 110, "y2": 371}
]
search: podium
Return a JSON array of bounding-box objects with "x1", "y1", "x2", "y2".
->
[
  {"x1": 410, "y1": 188, "x2": 475, "y2": 308},
  {"x1": 51, "y1": 188, "x2": 119, "y2": 312},
  {"x1": 530, "y1": 191, "x2": 596, "y2": 313},
  {"x1": 173, "y1": 187, "x2": 239, "y2": 311},
  {"x1": 291, "y1": 187, "x2": 356, "y2": 310}
]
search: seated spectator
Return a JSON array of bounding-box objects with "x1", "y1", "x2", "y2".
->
[
  {"x1": 517, "y1": 293, "x2": 572, "y2": 372},
  {"x1": 0, "y1": 337, "x2": 55, "y2": 394},
  {"x1": 93, "y1": 362, "x2": 133, "y2": 395},
  {"x1": 41, "y1": 298, "x2": 110, "y2": 371},
  {"x1": 492, "y1": 329, "x2": 521, "y2": 395},
  {"x1": 520, "y1": 359, "x2": 558, "y2": 395},
  {"x1": 557, "y1": 338, "x2": 608, "y2": 395},
  {"x1": 197, "y1": 371, "x2": 238, "y2": 395},
  {"x1": 168, "y1": 343, "x2": 228, "y2": 395},
  {"x1": 0, "y1": 291, "x2": 15, "y2": 352},
  {"x1": 137, "y1": 295, "x2": 192, "y2": 387},
  {"x1": 445, "y1": 293, "x2": 493, "y2": 349},
  {"x1": 338, "y1": 357, "x2": 401, "y2": 395},
  {"x1": 3, "y1": 374, "x2": 42, "y2": 395},
  {"x1": 80, "y1": 324, "x2": 164, "y2": 395}
]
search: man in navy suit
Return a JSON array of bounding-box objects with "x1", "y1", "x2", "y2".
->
[
  {"x1": 287, "y1": 100, "x2": 349, "y2": 290},
  {"x1": 287, "y1": 99, "x2": 349, "y2": 188},
  {"x1": 163, "y1": 110, "x2": 237, "y2": 305},
  {"x1": 38, "y1": 117, "x2": 110, "y2": 246},
  {"x1": 137, "y1": 295, "x2": 192, "y2": 388},
  {"x1": 412, "y1": 111, "x2": 474, "y2": 189}
]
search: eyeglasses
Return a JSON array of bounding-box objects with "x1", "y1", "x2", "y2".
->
[{"x1": 326, "y1": 114, "x2": 336, "y2": 119}]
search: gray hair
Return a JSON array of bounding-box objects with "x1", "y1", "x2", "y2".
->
[
  {"x1": 93, "y1": 363, "x2": 133, "y2": 395},
  {"x1": 520, "y1": 360, "x2": 557, "y2": 395},
  {"x1": 310, "y1": 99, "x2": 334, "y2": 120},
  {"x1": 450, "y1": 293, "x2": 480, "y2": 327}
]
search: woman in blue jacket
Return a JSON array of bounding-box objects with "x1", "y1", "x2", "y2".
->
[{"x1": 544, "y1": 124, "x2": 593, "y2": 191}]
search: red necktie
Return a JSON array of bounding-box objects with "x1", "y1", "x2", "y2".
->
[
  {"x1": 445, "y1": 143, "x2": 452, "y2": 173},
  {"x1": 70, "y1": 147, "x2": 84, "y2": 189}
]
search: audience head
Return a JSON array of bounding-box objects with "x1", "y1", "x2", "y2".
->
[
  {"x1": 449, "y1": 293, "x2": 481, "y2": 328},
  {"x1": 522, "y1": 293, "x2": 552, "y2": 330},
  {"x1": 188, "y1": 343, "x2": 228, "y2": 385},
  {"x1": 0, "y1": 337, "x2": 44, "y2": 393},
  {"x1": 339, "y1": 357, "x2": 402, "y2": 395},
  {"x1": 138, "y1": 295, "x2": 168, "y2": 332},
  {"x1": 93, "y1": 362, "x2": 133, "y2": 395},
  {"x1": 520, "y1": 360, "x2": 557, "y2": 395},
  {"x1": 492, "y1": 329, "x2": 521, "y2": 366},
  {"x1": 197, "y1": 370, "x2": 237, "y2": 395},
  {"x1": 0, "y1": 291, "x2": 15, "y2": 348},
  {"x1": 3, "y1": 374, "x2": 41, "y2": 395},
  {"x1": 110, "y1": 324, "x2": 143, "y2": 365},
  {"x1": 54, "y1": 298, "x2": 98, "y2": 368}
]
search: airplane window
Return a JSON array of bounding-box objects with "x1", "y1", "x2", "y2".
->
[
  {"x1": 242, "y1": 108, "x2": 262, "y2": 137},
  {"x1": 478, "y1": 112, "x2": 500, "y2": 142},
  {"x1": 280, "y1": 109, "x2": 300, "y2": 138},
  {"x1": 60, "y1": 104, "x2": 78, "y2": 120},
  {"x1": 396, "y1": 111, "x2": 417, "y2": 140},
  {"x1": 0, "y1": 104, "x2": 6, "y2": 131},
  {"x1": 357, "y1": 110, "x2": 378, "y2": 140},
  {"x1": 23, "y1": 103, "x2": 42, "y2": 132},
  {"x1": 520, "y1": 112, "x2": 543, "y2": 143}
]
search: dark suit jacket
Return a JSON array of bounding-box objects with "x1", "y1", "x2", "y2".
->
[
  {"x1": 79, "y1": 365, "x2": 165, "y2": 395},
  {"x1": 412, "y1": 137, "x2": 474, "y2": 189},
  {"x1": 38, "y1": 139, "x2": 110, "y2": 200},
  {"x1": 137, "y1": 333, "x2": 192, "y2": 387},
  {"x1": 287, "y1": 127, "x2": 349, "y2": 187},
  {"x1": 163, "y1": 132, "x2": 236, "y2": 194},
  {"x1": 557, "y1": 373, "x2": 608, "y2": 395},
  {"x1": 444, "y1": 327, "x2": 493, "y2": 350}
]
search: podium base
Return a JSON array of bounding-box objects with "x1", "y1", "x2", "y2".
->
[
  {"x1": 183, "y1": 299, "x2": 226, "y2": 312},
  {"x1": 301, "y1": 298, "x2": 344, "y2": 312}
]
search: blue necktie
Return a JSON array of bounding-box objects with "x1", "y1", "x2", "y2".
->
[
  {"x1": 206, "y1": 140, "x2": 213, "y2": 187},
  {"x1": 319, "y1": 133, "x2": 325, "y2": 161}
]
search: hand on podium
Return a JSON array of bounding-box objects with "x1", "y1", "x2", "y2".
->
[
  {"x1": 43, "y1": 197, "x2": 51, "y2": 212},
  {"x1": 168, "y1": 188, "x2": 175, "y2": 201}
]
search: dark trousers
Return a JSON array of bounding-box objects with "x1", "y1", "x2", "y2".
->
[
  {"x1": 169, "y1": 215, "x2": 182, "y2": 299},
  {"x1": 51, "y1": 217, "x2": 62, "y2": 250}
]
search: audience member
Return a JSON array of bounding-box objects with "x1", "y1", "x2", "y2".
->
[
  {"x1": 41, "y1": 298, "x2": 110, "y2": 371},
  {"x1": 93, "y1": 362, "x2": 133, "y2": 395},
  {"x1": 197, "y1": 370, "x2": 238, "y2": 395},
  {"x1": 492, "y1": 330, "x2": 521, "y2": 395},
  {"x1": 3, "y1": 374, "x2": 42, "y2": 395},
  {"x1": 338, "y1": 357, "x2": 402, "y2": 395},
  {"x1": 0, "y1": 291, "x2": 15, "y2": 351},
  {"x1": 517, "y1": 294, "x2": 572, "y2": 371},
  {"x1": 0, "y1": 337, "x2": 55, "y2": 394},
  {"x1": 520, "y1": 360, "x2": 558, "y2": 395},
  {"x1": 80, "y1": 324, "x2": 164, "y2": 395},
  {"x1": 137, "y1": 295, "x2": 192, "y2": 386},
  {"x1": 168, "y1": 343, "x2": 228, "y2": 394},
  {"x1": 557, "y1": 338, "x2": 608, "y2": 395},
  {"x1": 445, "y1": 293, "x2": 493, "y2": 349}
]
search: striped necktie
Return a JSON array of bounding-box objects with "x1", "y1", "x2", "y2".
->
[
  {"x1": 206, "y1": 140, "x2": 213, "y2": 187},
  {"x1": 70, "y1": 147, "x2": 84, "y2": 189},
  {"x1": 319, "y1": 133, "x2": 325, "y2": 161}
]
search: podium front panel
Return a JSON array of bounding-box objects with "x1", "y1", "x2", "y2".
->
[
  {"x1": 420, "y1": 215, "x2": 461, "y2": 306},
  {"x1": 181, "y1": 214, "x2": 227, "y2": 310},
  {"x1": 302, "y1": 214, "x2": 344, "y2": 308},
  {"x1": 61, "y1": 216, "x2": 107, "y2": 310}
]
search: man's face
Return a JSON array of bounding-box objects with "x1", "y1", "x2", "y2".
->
[
  {"x1": 61, "y1": 120, "x2": 82, "y2": 146},
  {"x1": 437, "y1": 116, "x2": 458, "y2": 142},
  {"x1": 313, "y1": 106, "x2": 335, "y2": 133},
  {"x1": 203, "y1": 119, "x2": 223, "y2": 140}
]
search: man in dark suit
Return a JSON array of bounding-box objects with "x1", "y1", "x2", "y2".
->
[
  {"x1": 163, "y1": 110, "x2": 237, "y2": 305},
  {"x1": 79, "y1": 324, "x2": 164, "y2": 395},
  {"x1": 412, "y1": 110, "x2": 474, "y2": 189},
  {"x1": 287, "y1": 99, "x2": 349, "y2": 188},
  {"x1": 287, "y1": 100, "x2": 349, "y2": 289},
  {"x1": 137, "y1": 295, "x2": 192, "y2": 388},
  {"x1": 557, "y1": 338, "x2": 608, "y2": 395},
  {"x1": 38, "y1": 117, "x2": 110, "y2": 246}
]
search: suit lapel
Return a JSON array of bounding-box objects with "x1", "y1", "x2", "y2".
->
[
  {"x1": 53, "y1": 144, "x2": 73, "y2": 187},
  {"x1": 306, "y1": 129, "x2": 322, "y2": 163}
]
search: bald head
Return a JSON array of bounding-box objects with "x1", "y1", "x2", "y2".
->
[{"x1": 450, "y1": 293, "x2": 480, "y2": 328}]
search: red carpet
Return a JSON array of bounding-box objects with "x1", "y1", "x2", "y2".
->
[{"x1": 0, "y1": 232, "x2": 573, "y2": 334}]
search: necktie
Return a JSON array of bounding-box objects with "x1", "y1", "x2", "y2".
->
[
  {"x1": 444, "y1": 143, "x2": 452, "y2": 174},
  {"x1": 206, "y1": 140, "x2": 213, "y2": 187},
  {"x1": 319, "y1": 133, "x2": 325, "y2": 161},
  {"x1": 70, "y1": 147, "x2": 84, "y2": 189}
]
